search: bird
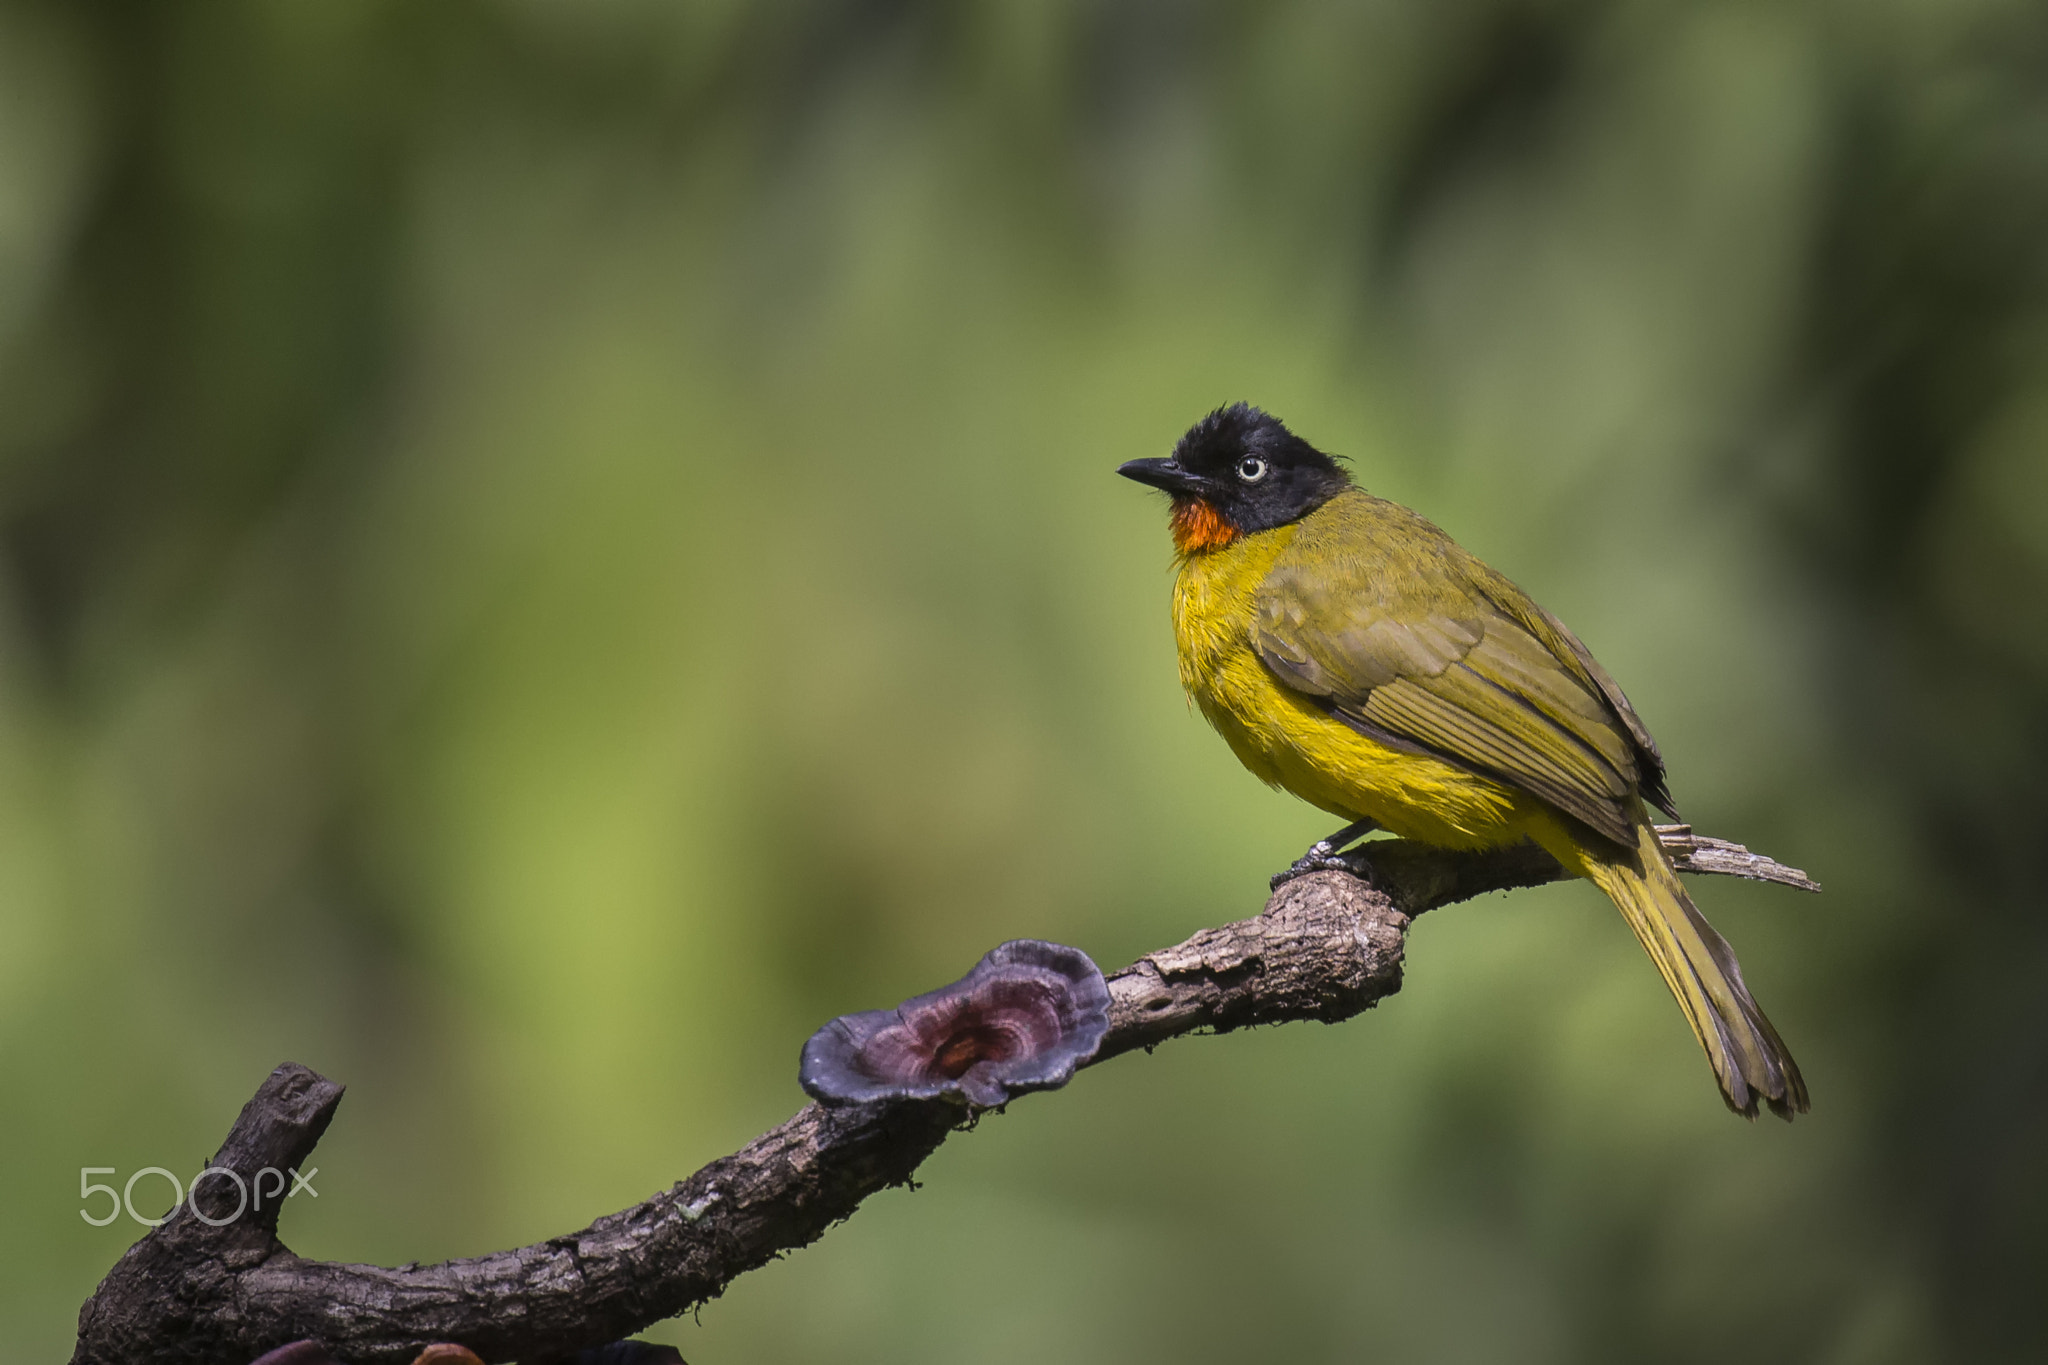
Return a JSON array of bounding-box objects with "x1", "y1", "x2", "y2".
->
[{"x1": 1119, "y1": 402, "x2": 1807, "y2": 1120}]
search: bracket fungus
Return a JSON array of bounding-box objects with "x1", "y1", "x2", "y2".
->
[
  {"x1": 247, "y1": 1341, "x2": 681, "y2": 1365},
  {"x1": 800, "y1": 939, "x2": 1112, "y2": 1108},
  {"x1": 248, "y1": 1347, "x2": 487, "y2": 1365}
]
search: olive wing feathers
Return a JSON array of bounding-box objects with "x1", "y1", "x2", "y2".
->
[{"x1": 1252, "y1": 493, "x2": 1673, "y2": 847}]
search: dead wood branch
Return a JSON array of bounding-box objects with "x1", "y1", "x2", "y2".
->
[{"x1": 71, "y1": 830, "x2": 1812, "y2": 1365}]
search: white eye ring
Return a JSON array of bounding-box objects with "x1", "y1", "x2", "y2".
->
[{"x1": 1237, "y1": 456, "x2": 1268, "y2": 483}]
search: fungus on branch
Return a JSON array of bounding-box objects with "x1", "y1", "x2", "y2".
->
[
  {"x1": 800, "y1": 940, "x2": 1112, "y2": 1108},
  {"x1": 71, "y1": 828, "x2": 1814, "y2": 1365}
]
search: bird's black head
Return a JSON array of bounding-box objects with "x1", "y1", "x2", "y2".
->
[{"x1": 1118, "y1": 404, "x2": 1351, "y2": 552}]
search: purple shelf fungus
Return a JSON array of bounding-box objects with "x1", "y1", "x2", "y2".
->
[
  {"x1": 248, "y1": 1343, "x2": 491, "y2": 1365},
  {"x1": 248, "y1": 1346, "x2": 340, "y2": 1365},
  {"x1": 800, "y1": 939, "x2": 1112, "y2": 1109}
]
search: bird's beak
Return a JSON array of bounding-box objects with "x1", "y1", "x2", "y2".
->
[{"x1": 1117, "y1": 458, "x2": 1213, "y2": 498}]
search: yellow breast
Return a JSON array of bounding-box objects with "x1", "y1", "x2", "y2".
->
[{"x1": 1170, "y1": 531, "x2": 1528, "y2": 850}]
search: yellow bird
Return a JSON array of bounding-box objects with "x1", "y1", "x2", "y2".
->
[{"x1": 1120, "y1": 403, "x2": 1807, "y2": 1119}]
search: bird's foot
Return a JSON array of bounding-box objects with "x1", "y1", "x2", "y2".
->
[
  {"x1": 1269, "y1": 849, "x2": 1364, "y2": 891},
  {"x1": 1269, "y1": 818, "x2": 1382, "y2": 892}
]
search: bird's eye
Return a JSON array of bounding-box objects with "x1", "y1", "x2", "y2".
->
[{"x1": 1237, "y1": 456, "x2": 1268, "y2": 483}]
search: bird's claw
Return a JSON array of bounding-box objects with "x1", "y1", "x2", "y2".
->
[{"x1": 1270, "y1": 848, "x2": 1365, "y2": 892}]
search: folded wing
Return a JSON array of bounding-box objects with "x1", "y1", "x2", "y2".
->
[{"x1": 1253, "y1": 494, "x2": 1672, "y2": 847}]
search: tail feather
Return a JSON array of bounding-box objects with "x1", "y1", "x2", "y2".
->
[{"x1": 1581, "y1": 823, "x2": 1809, "y2": 1119}]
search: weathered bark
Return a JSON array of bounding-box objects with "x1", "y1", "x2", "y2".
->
[{"x1": 71, "y1": 827, "x2": 1813, "y2": 1365}]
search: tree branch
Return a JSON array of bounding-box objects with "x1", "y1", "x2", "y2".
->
[
  {"x1": 71, "y1": 829, "x2": 1813, "y2": 1365},
  {"x1": 1358, "y1": 822, "x2": 1819, "y2": 916}
]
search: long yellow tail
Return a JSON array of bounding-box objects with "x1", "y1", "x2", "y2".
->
[{"x1": 1577, "y1": 823, "x2": 1808, "y2": 1119}]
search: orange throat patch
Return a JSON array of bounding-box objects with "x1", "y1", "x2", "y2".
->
[{"x1": 1170, "y1": 497, "x2": 1241, "y2": 555}]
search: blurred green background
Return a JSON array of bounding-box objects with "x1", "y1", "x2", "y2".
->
[{"x1": 3, "y1": 1, "x2": 2045, "y2": 1361}]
